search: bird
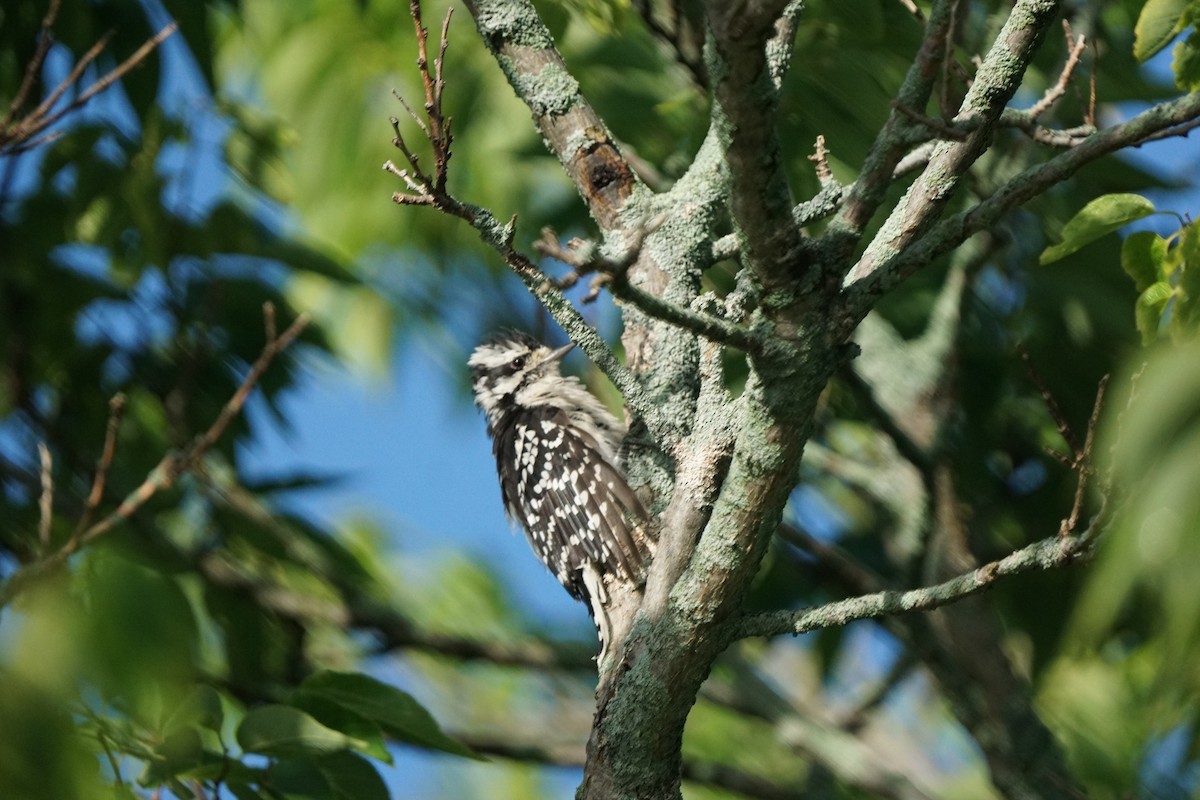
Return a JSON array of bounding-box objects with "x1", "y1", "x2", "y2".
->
[{"x1": 468, "y1": 330, "x2": 651, "y2": 655}]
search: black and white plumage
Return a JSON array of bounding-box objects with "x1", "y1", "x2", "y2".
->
[{"x1": 469, "y1": 331, "x2": 650, "y2": 648}]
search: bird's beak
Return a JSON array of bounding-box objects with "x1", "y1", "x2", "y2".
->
[{"x1": 545, "y1": 342, "x2": 575, "y2": 364}]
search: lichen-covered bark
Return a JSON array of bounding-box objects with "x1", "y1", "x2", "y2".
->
[{"x1": 404, "y1": 0, "x2": 1200, "y2": 795}]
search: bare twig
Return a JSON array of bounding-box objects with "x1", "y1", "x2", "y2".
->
[
  {"x1": 896, "y1": 0, "x2": 925, "y2": 22},
  {"x1": 2, "y1": 0, "x2": 62, "y2": 130},
  {"x1": 2, "y1": 20, "x2": 178, "y2": 153},
  {"x1": 807, "y1": 134, "x2": 833, "y2": 186},
  {"x1": 1027, "y1": 21, "x2": 1088, "y2": 121},
  {"x1": 0, "y1": 304, "x2": 308, "y2": 613},
  {"x1": 1017, "y1": 344, "x2": 1081, "y2": 461},
  {"x1": 535, "y1": 225, "x2": 762, "y2": 352},
  {"x1": 72, "y1": 393, "x2": 127, "y2": 540},
  {"x1": 387, "y1": 2, "x2": 455, "y2": 206},
  {"x1": 37, "y1": 443, "x2": 53, "y2": 549},
  {"x1": 1060, "y1": 375, "x2": 1108, "y2": 537},
  {"x1": 890, "y1": 101, "x2": 968, "y2": 141},
  {"x1": 1085, "y1": 41, "x2": 1097, "y2": 127},
  {"x1": 385, "y1": 7, "x2": 668, "y2": 440},
  {"x1": 185, "y1": 305, "x2": 308, "y2": 469},
  {"x1": 29, "y1": 33, "x2": 115, "y2": 130}
]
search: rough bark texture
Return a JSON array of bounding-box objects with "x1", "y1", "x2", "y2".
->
[{"x1": 395, "y1": 0, "x2": 1200, "y2": 795}]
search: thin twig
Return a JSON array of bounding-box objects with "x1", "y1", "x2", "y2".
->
[
  {"x1": 1060, "y1": 375, "x2": 1108, "y2": 537},
  {"x1": 386, "y1": 4, "x2": 456, "y2": 208},
  {"x1": 3, "y1": 21, "x2": 178, "y2": 153},
  {"x1": 68, "y1": 23, "x2": 177, "y2": 111},
  {"x1": 807, "y1": 134, "x2": 833, "y2": 186},
  {"x1": 1085, "y1": 40, "x2": 1097, "y2": 127},
  {"x1": 3, "y1": 0, "x2": 62, "y2": 129},
  {"x1": 183, "y1": 304, "x2": 309, "y2": 470},
  {"x1": 534, "y1": 224, "x2": 761, "y2": 352},
  {"x1": 385, "y1": 1, "x2": 667, "y2": 439},
  {"x1": 1027, "y1": 21, "x2": 1087, "y2": 120},
  {"x1": 890, "y1": 101, "x2": 968, "y2": 141},
  {"x1": 72, "y1": 393, "x2": 127, "y2": 540},
  {"x1": 26, "y1": 31, "x2": 115, "y2": 129},
  {"x1": 896, "y1": 0, "x2": 925, "y2": 22},
  {"x1": 0, "y1": 305, "x2": 308, "y2": 614},
  {"x1": 1017, "y1": 344, "x2": 1080, "y2": 460},
  {"x1": 79, "y1": 305, "x2": 307, "y2": 550},
  {"x1": 37, "y1": 443, "x2": 53, "y2": 549}
]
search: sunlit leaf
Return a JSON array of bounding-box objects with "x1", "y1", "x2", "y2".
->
[
  {"x1": 236, "y1": 705, "x2": 362, "y2": 758},
  {"x1": 1040, "y1": 195, "x2": 1157, "y2": 264},
  {"x1": 293, "y1": 671, "x2": 479, "y2": 759},
  {"x1": 1120, "y1": 231, "x2": 1167, "y2": 293},
  {"x1": 1134, "y1": 0, "x2": 1195, "y2": 61},
  {"x1": 1135, "y1": 281, "x2": 1173, "y2": 343},
  {"x1": 1172, "y1": 222, "x2": 1200, "y2": 334},
  {"x1": 1174, "y1": 29, "x2": 1200, "y2": 89}
]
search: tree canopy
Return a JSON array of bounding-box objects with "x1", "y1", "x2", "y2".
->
[{"x1": 2, "y1": 0, "x2": 1200, "y2": 798}]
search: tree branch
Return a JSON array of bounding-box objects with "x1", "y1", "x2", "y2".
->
[
  {"x1": 535, "y1": 228, "x2": 762, "y2": 352},
  {"x1": 386, "y1": 4, "x2": 670, "y2": 444},
  {"x1": 737, "y1": 521, "x2": 1102, "y2": 640},
  {"x1": 460, "y1": 0, "x2": 641, "y2": 233},
  {"x1": 820, "y1": 0, "x2": 957, "y2": 268},
  {"x1": 460, "y1": 731, "x2": 812, "y2": 800},
  {"x1": 841, "y1": 88, "x2": 1200, "y2": 318},
  {"x1": 1, "y1": 20, "x2": 178, "y2": 154},
  {"x1": 705, "y1": 0, "x2": 807, "y2": 289},
  {"x1": 845, "y1": 0, "x2": 1061, "y2": 286}
]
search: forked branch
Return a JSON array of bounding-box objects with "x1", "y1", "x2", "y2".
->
[
  {"x1": 1, "y1": 2, "x2": 178, "y2": 154},
  {"x1": 534, "y1": 226, "x2": 762, "y2": 352},
  {"x1": 384, "y1": 1, "x2": 671, "y2": 441}
]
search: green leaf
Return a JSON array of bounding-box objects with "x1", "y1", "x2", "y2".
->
[
  {"x1": 1135, "y1": 281, "x2": 1174, "y2": 344},
  {"x1": 289, "y1": 695, "x2": 392, "y2": 764},
  {"x1": 139, "y1": 729, "x2": 230, "y2": 786},
  {"x1": 294, "y1": 671, "x2": 479, "y2": 759},
  {"x1": 162, "y1": 686, "x2": 225, "y2": 735},
  {"x1": 268, "y1": 752, "x2": 389, "y2": 800},
  {"x1": 1121, "y1": 231, "x2": 1168, "y2": 292},
  {"x1": 1173, "y1": 223, "x2": 1200, "y2": 332},
  {"x1": 1134, "y1": 0, "x2": 1194, "y2": 61},
  {"x1": 315, "y1": 752, "x2": 389, "y2": 800},
  {"x1": 1040, "y1": 194, "x2": 1157, "y2": 264},
  {"x1": 1174, "y1": 29, "x2": 1200, "y2": 90},
  {"x1": 236, "y1": 705, "x2": 361, "y2": 758}
]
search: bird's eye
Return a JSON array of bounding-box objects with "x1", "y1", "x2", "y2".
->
[{"x1": 510, "y1": 356, "x2": 526, "y2": 370}]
